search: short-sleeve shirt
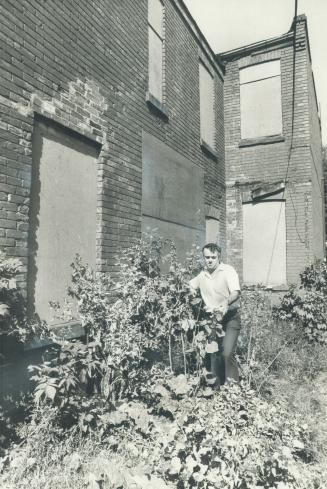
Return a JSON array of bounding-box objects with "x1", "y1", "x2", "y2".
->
[{"x1": 190, "y1": 262, "x2": 240, "y2": 311}]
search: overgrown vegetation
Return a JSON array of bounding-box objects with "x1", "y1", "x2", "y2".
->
[
  {"x1": 0, "y1": 251, "x2": 26, "y2": 343},
  {"x1": 275, "y1": 259, "x2": 327, "y2": 343},
  {"x1": 0, "y1": 239, "x2": 326, "y2": 488}
]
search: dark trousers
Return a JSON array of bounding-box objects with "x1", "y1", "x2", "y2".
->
[{"x1": 210, "y1": 309, "x2": 241, "y2": 385}]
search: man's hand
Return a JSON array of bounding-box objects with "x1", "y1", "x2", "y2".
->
[
  {"x1": 189, "y1": 284, "x2": 197, "y2": 296},
  {"x1": 206, "y1": 300, "x2": 228, "y2": 317},
  {"x1": 220, "y1": 300, "x2": 229, "y2": 316}
]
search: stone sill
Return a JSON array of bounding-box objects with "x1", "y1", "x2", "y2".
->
[
  {"x1": 239, "y1": 134, "x2": 285, "y2": 148},
  {"x1": 200, "y1": 139, "x2": 218, "y2": 160},
  {"x1": 24, "y1": 320, "x2": 84, "y2": 351},
  {"x1": 146, "y1": 91, "x2": 169, "y2": 120},
  {"x1": 242, "y1": 284, "x2": 289, "y2": 292}
]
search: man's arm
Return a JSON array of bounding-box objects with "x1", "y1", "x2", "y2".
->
[
  {"x1": 228, "y1": 290, "x2": 240, "y2": 306},
  {"x1": 226, "y1": 266, "x2": 241, "y2": 309},
  {"x1": 189, "y1": 275, "x2": 200, "y2": 295}
]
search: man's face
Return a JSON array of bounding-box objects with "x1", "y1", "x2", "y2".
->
[{"x1": 203, "y1": 248, "x2": 220, "y2": 272}]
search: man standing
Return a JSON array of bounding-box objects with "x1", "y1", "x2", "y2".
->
[{"x1": 190, "y1": 243, "x2": 241, "y2": 386}]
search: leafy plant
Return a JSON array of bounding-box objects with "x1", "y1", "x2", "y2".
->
[
  {"x1": 275, "y1": 260, "x2": 327, "y2": 343},
  {"x1": 2, "y1": 375, "x2": 324, "y2": 489},
  {"x1": 0, "y1": 252, "x2": 26, "y2": 342},
  {"x1": 2, "y1": 239, "x2": 326, "y2": 489},
  {"x1": 28, "y1": 236, "x2": 225, "y2": 434},
  {"x1": 161, "y1": 382, "x2": 318, "y2": 489}
]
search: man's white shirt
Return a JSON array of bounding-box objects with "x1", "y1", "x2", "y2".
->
[{"x1": 190, "y1": 262, "x2": 240, "y2": 312}]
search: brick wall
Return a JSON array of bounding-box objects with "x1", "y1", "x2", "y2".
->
[
  {"x1": 0, "y1": 0, "x2": 225, "y2": 294},
  {"x1": 307, "y1": 51, "x2": 325, "y2": 256},
  {"x1": 221, "y1": 15, "x2": 324, "y2": 285},
  {"x1": 324, "y1": 146, "x2": 327, "y2": 238}
]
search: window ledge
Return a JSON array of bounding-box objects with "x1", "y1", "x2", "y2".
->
[
  {"x1": 239, "y1": 134, "x2": 285, "y2": 148},
  {"x1": 146, "y1": 91, "x2": 169, "y2": 120},
  {"x1": 200, "y1": 139, "x2": 218, "y2": 160},
  {"x1": 242, "y1": 283, "x2": 288, "y2": 292}
]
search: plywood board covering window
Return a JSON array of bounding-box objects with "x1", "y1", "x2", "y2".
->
[
  {"x1": 28, "y1": 118, "x2": 98, "y2": 323},
  {"x1": 240, "y1": 60, "x2": 282, "y2": 139},
  {"x1": 142, "y1": 132, "x2": 205, "y2": 258},
  {"x1": 243, "y1": 200, "x2": 286, "y2": 286},
  {"x1": 199, "y1": 61, "x2": 215, "y2": 149},
  {"x1": 148, "y1": 0, "x2": 163, "y2": 103}
]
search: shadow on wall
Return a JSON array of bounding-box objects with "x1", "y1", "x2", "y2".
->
[{"x1": 27, "y1": 117, "x2": 42, "y2": 321}]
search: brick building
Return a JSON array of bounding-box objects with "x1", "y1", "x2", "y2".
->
[
  {"x1": 324, "y1": 145, "x2": 327, "y2": 238},
  {"x1": 0, "y1": 0, "x2": 225, "y2": 325},
  {"x1": 220, "y1": 15, "x2": 325, "y2": 287},
  {"x1": 0, "y1": 2, "x2": 325, "y2": 329}
]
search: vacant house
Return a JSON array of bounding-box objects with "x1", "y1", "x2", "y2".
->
[
  {"x1": 0, "y1": 3, "x2": 324, "y2": 326},
  {"x1": 220, "y1": 15, "x2": 324, "y2": 287},
  {"x1": 0, "y1": 0, "x2": 225, "y2": 327}
]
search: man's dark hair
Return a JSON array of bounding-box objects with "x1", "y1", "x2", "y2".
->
[{"x1": 202, "y1": 243, "x2": 221, "y2": 254}]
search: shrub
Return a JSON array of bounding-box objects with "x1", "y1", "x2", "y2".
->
[
  {"x1": 275, "y1": 260, "x2": 327, "y2": 343},
  {"x1": 300, "y1": 259, "x2": 327, "y2": 292},
  {"x1": 0, "y1": 250, "x2": 46, "y2": 363},
  {"x1": 28, "y1": 236, "x2": 223, "y2": 434},
  {"x1": 0, "y1": 252, "x2": 26, "y2": 343}
]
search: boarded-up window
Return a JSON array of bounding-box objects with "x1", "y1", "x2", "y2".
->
[
  {"x1": 142, "y1": 132, "x2": 205, "y2": 258},
  {"x1": 148, "y1": 0, "x2": 163, "y2": 103},
  {"x1": 240, "y1": 60, "x2": 282, "y2": 139},
  {"x1": 206, "y1": 217, "x2": 220, "y2": 245},
  {"x1": 28, "y1": 117, "x2": 99, "y2": 323},
  {"x1": 199, "y1": 61, "x2": 215, "y2": 149},
  {"x1": 243, "y1": 200, "x2": 286, "y2": 286}
]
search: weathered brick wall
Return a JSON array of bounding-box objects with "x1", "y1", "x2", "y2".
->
[
  {"x1": 307, "y1": 52, "x2": 325, "y2": 257},
  {"x1": 324, "y1": 146, "x2": 327, "y2": 238},
  {"x1": 222, "y1": 15, "x2": 322, "y2": 284},
  {"x1": 0, "y1": 0, "x2": 225, "y2": 292}
]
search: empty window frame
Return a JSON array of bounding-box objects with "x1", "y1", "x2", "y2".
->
[
  {"x1": 199, "y1": 61, "x2": 215, "y2": 149},
  {"x1": 148, "y1": 0, "x2": 164, "y2": 103},
  {"x1": 242, "y1": 200, "x2": 286, "y2": 286},
  {"x1": 240, "y1": 60, "x2": 283, "y2": 139}
]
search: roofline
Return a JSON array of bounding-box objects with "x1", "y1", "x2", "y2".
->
[
  {"x1": 217, "y1": 14, "x2": 312, "y2": 63},
  {"x1": 171, "y1": 0, "x2": 225, "y2": 79},
  {"x1": 218, "y1": 31, "x2": 294, "y2": 61}
]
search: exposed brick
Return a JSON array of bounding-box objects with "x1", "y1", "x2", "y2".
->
[
  {"x1": 3, "y1": 2, "x2": 321, "y2": 303},
  {"x1": 0, "y1": 237, "x2": 15, "y2": 246},
  {"x1": 222, "y1": 16, "x2": 324, "y2": 284},
  {"x1": 6, "y1": 229, "x2": 27, "y2": 239},
  {"x1": 0, "y1": 219, "x2": 16, "y2": 229}
]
